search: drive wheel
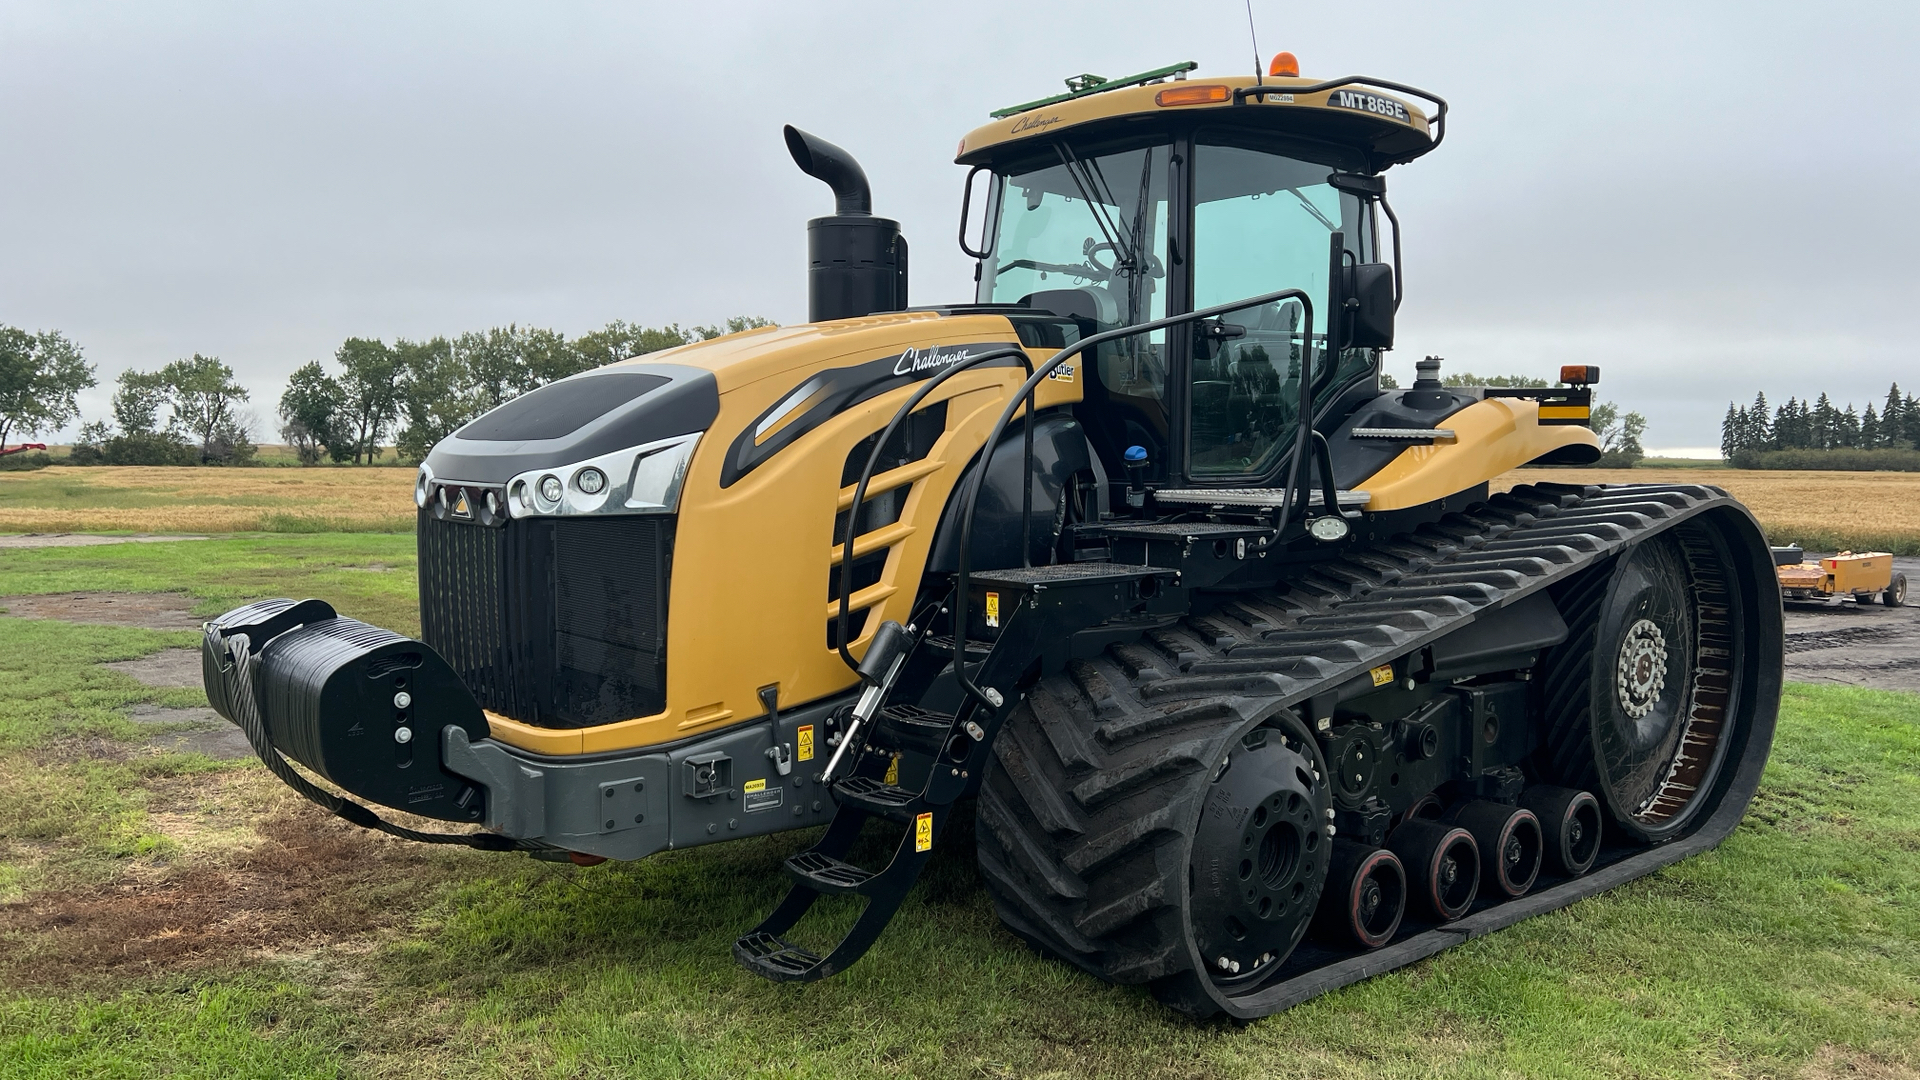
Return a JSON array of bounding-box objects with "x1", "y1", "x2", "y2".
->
[
  {"x1": 975, "y1": 653, "x2": 1332, "y2": 1020},
  {"x1": 1537, "y1": 526, "x2": 1745, "y2": 842}
]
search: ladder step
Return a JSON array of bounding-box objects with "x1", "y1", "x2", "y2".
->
[
  {"x1": 833, "y1": 775, "x2": 923, "y2": 822},
  {"x1": 784, "y1": 850, "x2": 878, "y2": 896},
  {"x1": 870, "y1": 704, "x2": 954, "y2": 755},
  {"x1": 924, "y1": 634, "x2": 994, "y2": 658},
  {"x1": 732, "y1": 931, "x2": 825, "y2": 982}
]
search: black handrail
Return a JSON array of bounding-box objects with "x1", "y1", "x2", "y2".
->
[
  {"x1": 1234, "y1": 76, "x2": 1450, "y2": 152},
  {"x1": 835, "y1": 345, "x2": 1033, "y2": 673},
  {"x1": 952, "y1": 288, "x2": 1316, "y2": 710}
]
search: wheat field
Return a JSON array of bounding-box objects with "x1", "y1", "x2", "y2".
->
[
  {"x1": 0, "y1": 465, "x2": 418, "y2": 533},
  {"x1": 1492, "y1": 467, "x2": 1920, "y2": 554},
  {"x1": 3, "y1": 464, "x2": 1917, "y2": 551}
]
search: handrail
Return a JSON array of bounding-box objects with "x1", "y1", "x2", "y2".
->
[
  {"x1": 835, "y1": 345, "x2": 1033, "y2": 673},
  {"x1": 1234, "y1": 75, "x2": 1450, "y2": 152},
  {"x1": 952, "y1": 287, "x2": 1316, "y2": 711}
]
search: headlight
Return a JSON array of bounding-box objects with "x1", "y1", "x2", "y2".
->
[
  {"x1": 506, "y1": 432, "x2": 702, "y2": 519},
  {"x1": 414, "y1": 465, "x2": 432, "y2": 509}
]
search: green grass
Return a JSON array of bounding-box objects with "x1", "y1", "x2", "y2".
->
[
  {"x1": 0, "y1": 533, "x2": 421, "y2": 635},
  {"x1": 2, "y1": 534, "x2": 1917, "y2": 1076}
]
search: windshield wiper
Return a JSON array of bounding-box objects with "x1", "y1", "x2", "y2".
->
[
  {"x1": 1053, "y1": 142, "x2": 1139, "y2": 273},
  {"x1": 1283, "y1": 187, "x2": 1339, "y2": 232}
]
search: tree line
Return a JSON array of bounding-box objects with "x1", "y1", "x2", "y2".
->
[
  {"x1": 0, "y1": 317, "x2": 770, "y2": 468},
  {"x1": 277, "y1": 317, "x2": 769, "y2": 465},
  {"x1": 1721, "y1": 383, "x2": 1918, "y2": 466}
]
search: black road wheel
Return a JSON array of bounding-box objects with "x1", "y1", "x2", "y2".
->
[
  {"x1": 1447, "y1": 801, "x2": 1543, "y2": 898},
  {"x1": 1388, "y1": 818, "x2": 1479, "y2": 921},
  {"x1": 1311, "y1": 840, "x2": 1406, "y2": 949},
  {"x1": 1521, "y1": 785, "x2": 1602, "y2": 876},
  {"x1": 1538, "y1": 527, "x2": 1746, "y2": 842},
  {"x1": 1885, "y1": 573, "x2": 1908, "y2": 607}
]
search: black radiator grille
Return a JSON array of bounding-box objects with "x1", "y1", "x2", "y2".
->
[{"x1": 418, "y1": 512, "x2": 673, "y2": 728}]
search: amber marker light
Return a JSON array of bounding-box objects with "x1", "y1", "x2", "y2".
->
[
  {"x1": 1268, "y1": 51, "x2": 1300, "y2": 77},
  {"x1": 1560, "y1": 365, "x2": 1600, "y2": 385},
  {"x1": 1155, "y1": 84, "x2": 1230, "y2": 107}
]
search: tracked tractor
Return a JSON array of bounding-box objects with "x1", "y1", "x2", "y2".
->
[{"x1": 202, "y1": 56, "x2": 1782, "y2": 1019}]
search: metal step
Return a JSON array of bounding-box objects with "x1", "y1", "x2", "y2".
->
[
  {"x1": 969, "y1": 562, "x2": 1174, "y2": 591},
  {"x1": 784, "y1": 850, "x2": 878, "y2": 896},
  {"x1": 732, "y1": 931, "x2": 825, "y2": 981},
  {"x1": 869, "y1": 703, "x2": 953, "y2": 756},
  {"x1": 1153, "y1": 487, "x2": 1370, "y2": 510},
  {"x1": 833, "y1": 775, "x2": 923, "y2": 822}
]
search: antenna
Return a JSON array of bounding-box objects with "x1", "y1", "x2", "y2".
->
[{"x1": 1245, "y1": 0, "x2": 1263, "y2": 85}]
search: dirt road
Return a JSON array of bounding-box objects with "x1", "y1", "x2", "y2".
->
[{"x1": 1782, "y1": 556, "x2": 1920, "y2": 693}]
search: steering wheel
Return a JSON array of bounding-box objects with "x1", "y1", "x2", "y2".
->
[{"x1": 1085, "y1": 240, "x2": 1165, "y2": 279}]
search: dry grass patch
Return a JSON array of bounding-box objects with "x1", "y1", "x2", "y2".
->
[
  {"x1": 1498, "y1": 467, "x2": 1920, "y2": 553},
  {"x1": 0, "y1": 465, "x2": 415, "y2": 533}
]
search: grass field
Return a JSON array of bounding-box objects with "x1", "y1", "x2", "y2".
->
[
  {"x1": 9, "y1": 463, "x2": 1919, "y2": 555},
  {"x1": 2, "y1": 534, "x2": 1919, "y2": 1078}
]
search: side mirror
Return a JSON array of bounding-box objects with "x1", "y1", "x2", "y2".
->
[{"x1": 1342, "y1": 262, "x2": 1395, "y2": 349}]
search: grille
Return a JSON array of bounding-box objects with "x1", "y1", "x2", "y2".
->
[{"x1": 418, "y1": 512, "x2": 673, "y2": 729}]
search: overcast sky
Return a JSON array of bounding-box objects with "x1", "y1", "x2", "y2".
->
[{"x1": 4, "y1": 1, "x2": 1915, "y2": 452}]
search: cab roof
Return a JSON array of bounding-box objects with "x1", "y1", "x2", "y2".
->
[{"x1": 957, "y1": 67, "x2": 1443, "y2": 174}]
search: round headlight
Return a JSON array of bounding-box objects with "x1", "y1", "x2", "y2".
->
[
  {"x1": 414, "y1": 468, "x2": 430, "y2": 509},
  {"x1": 539, "y1": 475, "x2": 564, "y2": 504},
  {"x1": 510, "y1": 479, "x2": 529, "y2": 510},
  {"x1": 576, "y1": 467, "x2": 607, "y2": 495}
]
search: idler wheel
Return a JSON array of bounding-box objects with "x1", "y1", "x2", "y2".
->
[
  {"x1": 1388, "y1": 818, "x2": 1480, "y2": 921},
  {"x1": 1446, "y1": 800, "x2": 1543, "y2": 898},
  {"x1": 1312, "y1": 840, "x2": 1406, "y2": 949},
  {"x1": 1521, "y1": 785, "x2": 1603, "y2": 876}
]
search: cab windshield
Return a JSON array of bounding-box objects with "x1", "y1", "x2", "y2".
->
[{"x1": 976, "y1": 135, "x2": 1377, "y2": 481}]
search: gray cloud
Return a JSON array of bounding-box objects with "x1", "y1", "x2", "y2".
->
[{"x1": 4, "y1": 1, "x2": 1914, "y2": 449}]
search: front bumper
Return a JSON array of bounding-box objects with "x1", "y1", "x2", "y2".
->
[{"x1": 203, "y1": 598, "x2": 842, "y2": 860}]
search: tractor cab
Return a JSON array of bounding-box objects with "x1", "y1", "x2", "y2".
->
[{"x1": 955, "y1": 61, "x2": 1440, "y2": 490}]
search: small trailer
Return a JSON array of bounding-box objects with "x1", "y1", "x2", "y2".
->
[{"x1": 1774, "y1": 547, "x2": 1907, "y2": 606}]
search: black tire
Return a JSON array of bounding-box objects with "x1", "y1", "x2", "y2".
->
[
  {"x1": 1536, "y1": 526, "x2": 1745, "y2": 842},
  {"x1": 973, "y1": 614, "x2": 1333, "y2": 1019},
  {"x1": 1885, "y1": 573, "x2": 1908, "y2": 607}
]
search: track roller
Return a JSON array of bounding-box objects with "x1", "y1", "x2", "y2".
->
[
  {"x1": 1388, "y1": 818, "x2": 1479, "y2": 921},
  {"x1": 1312, "y1": 840, "x2": 1406, "y2": 949},
  {"x1": 1447, "y1": 801, "x2": 1543, "y2": 898},
  {"x1": 1521, "y1": 785, "x2": 1603, "y2": 876}
]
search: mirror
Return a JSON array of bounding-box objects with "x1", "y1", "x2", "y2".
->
[{"x1": 1342, "y1": 263, "x2": 1395, "y2": 349}]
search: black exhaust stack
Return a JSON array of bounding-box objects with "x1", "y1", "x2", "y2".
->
[{"x1": 785, "y1": 125, "x2": 908, "y2": 322}]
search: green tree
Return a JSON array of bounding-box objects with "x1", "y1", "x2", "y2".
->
[
  {"x1": 1591, "y1": 400, "x2": 1646, "y2": 468},
  {"x1": 334, "y1": 338, "x2": 402, "y2": 464},
  {"x1": 111, "y1": 368, "x2": 174, "y2": 435},
  {"x1": 393, "y1": 337, "x2": 465, "y2": 464},
  {"x1": 0, "y1": 326, "x2": 94, "y2": 450},
  {"x1": 159, "y1": 353, "x2": 250, "y2": 463},
  {"x1": 1441, "y1": 372, "x2": 1550, "y2": 388},
  {"x1": 278, "y1": 360, "x2": 345, "y2": 465}
]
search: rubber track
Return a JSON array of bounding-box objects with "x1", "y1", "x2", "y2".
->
[{"x1": 975, "y1": 482, "x2": 1779, "y2": 1019}]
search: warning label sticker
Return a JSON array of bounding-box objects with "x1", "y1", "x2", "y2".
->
[
  {"x1": 915, "y1": 812, "x2": 933, "y2": 852},
  {"x1": 1369, "y1": 664, "x2": 1394, "y2": 687},
  {"x1": 797, "y1": 724, "x2": 814, "y2": 762},
  {"x1": 986, "y1": 591, "x2": 1000, "y2": 628},
  {"x1": 884, "y1": 753, "x2": 900, "y2": 786},
  {"x1": 744, "y1": 779, "x2": 782, "y2": 813}
]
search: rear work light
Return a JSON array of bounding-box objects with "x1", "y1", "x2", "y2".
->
[{"x1": 1156, "y1": 84, "x2": 1230, "y2": 107}]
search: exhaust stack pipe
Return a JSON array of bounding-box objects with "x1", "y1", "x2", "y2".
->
[{"x1": 784, "y1": 125, "x2": 908, "y2": 323}]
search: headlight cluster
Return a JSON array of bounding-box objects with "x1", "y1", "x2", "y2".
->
[{"x1": 506, "y1": 432, "x2": 702, "y2": 519}]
